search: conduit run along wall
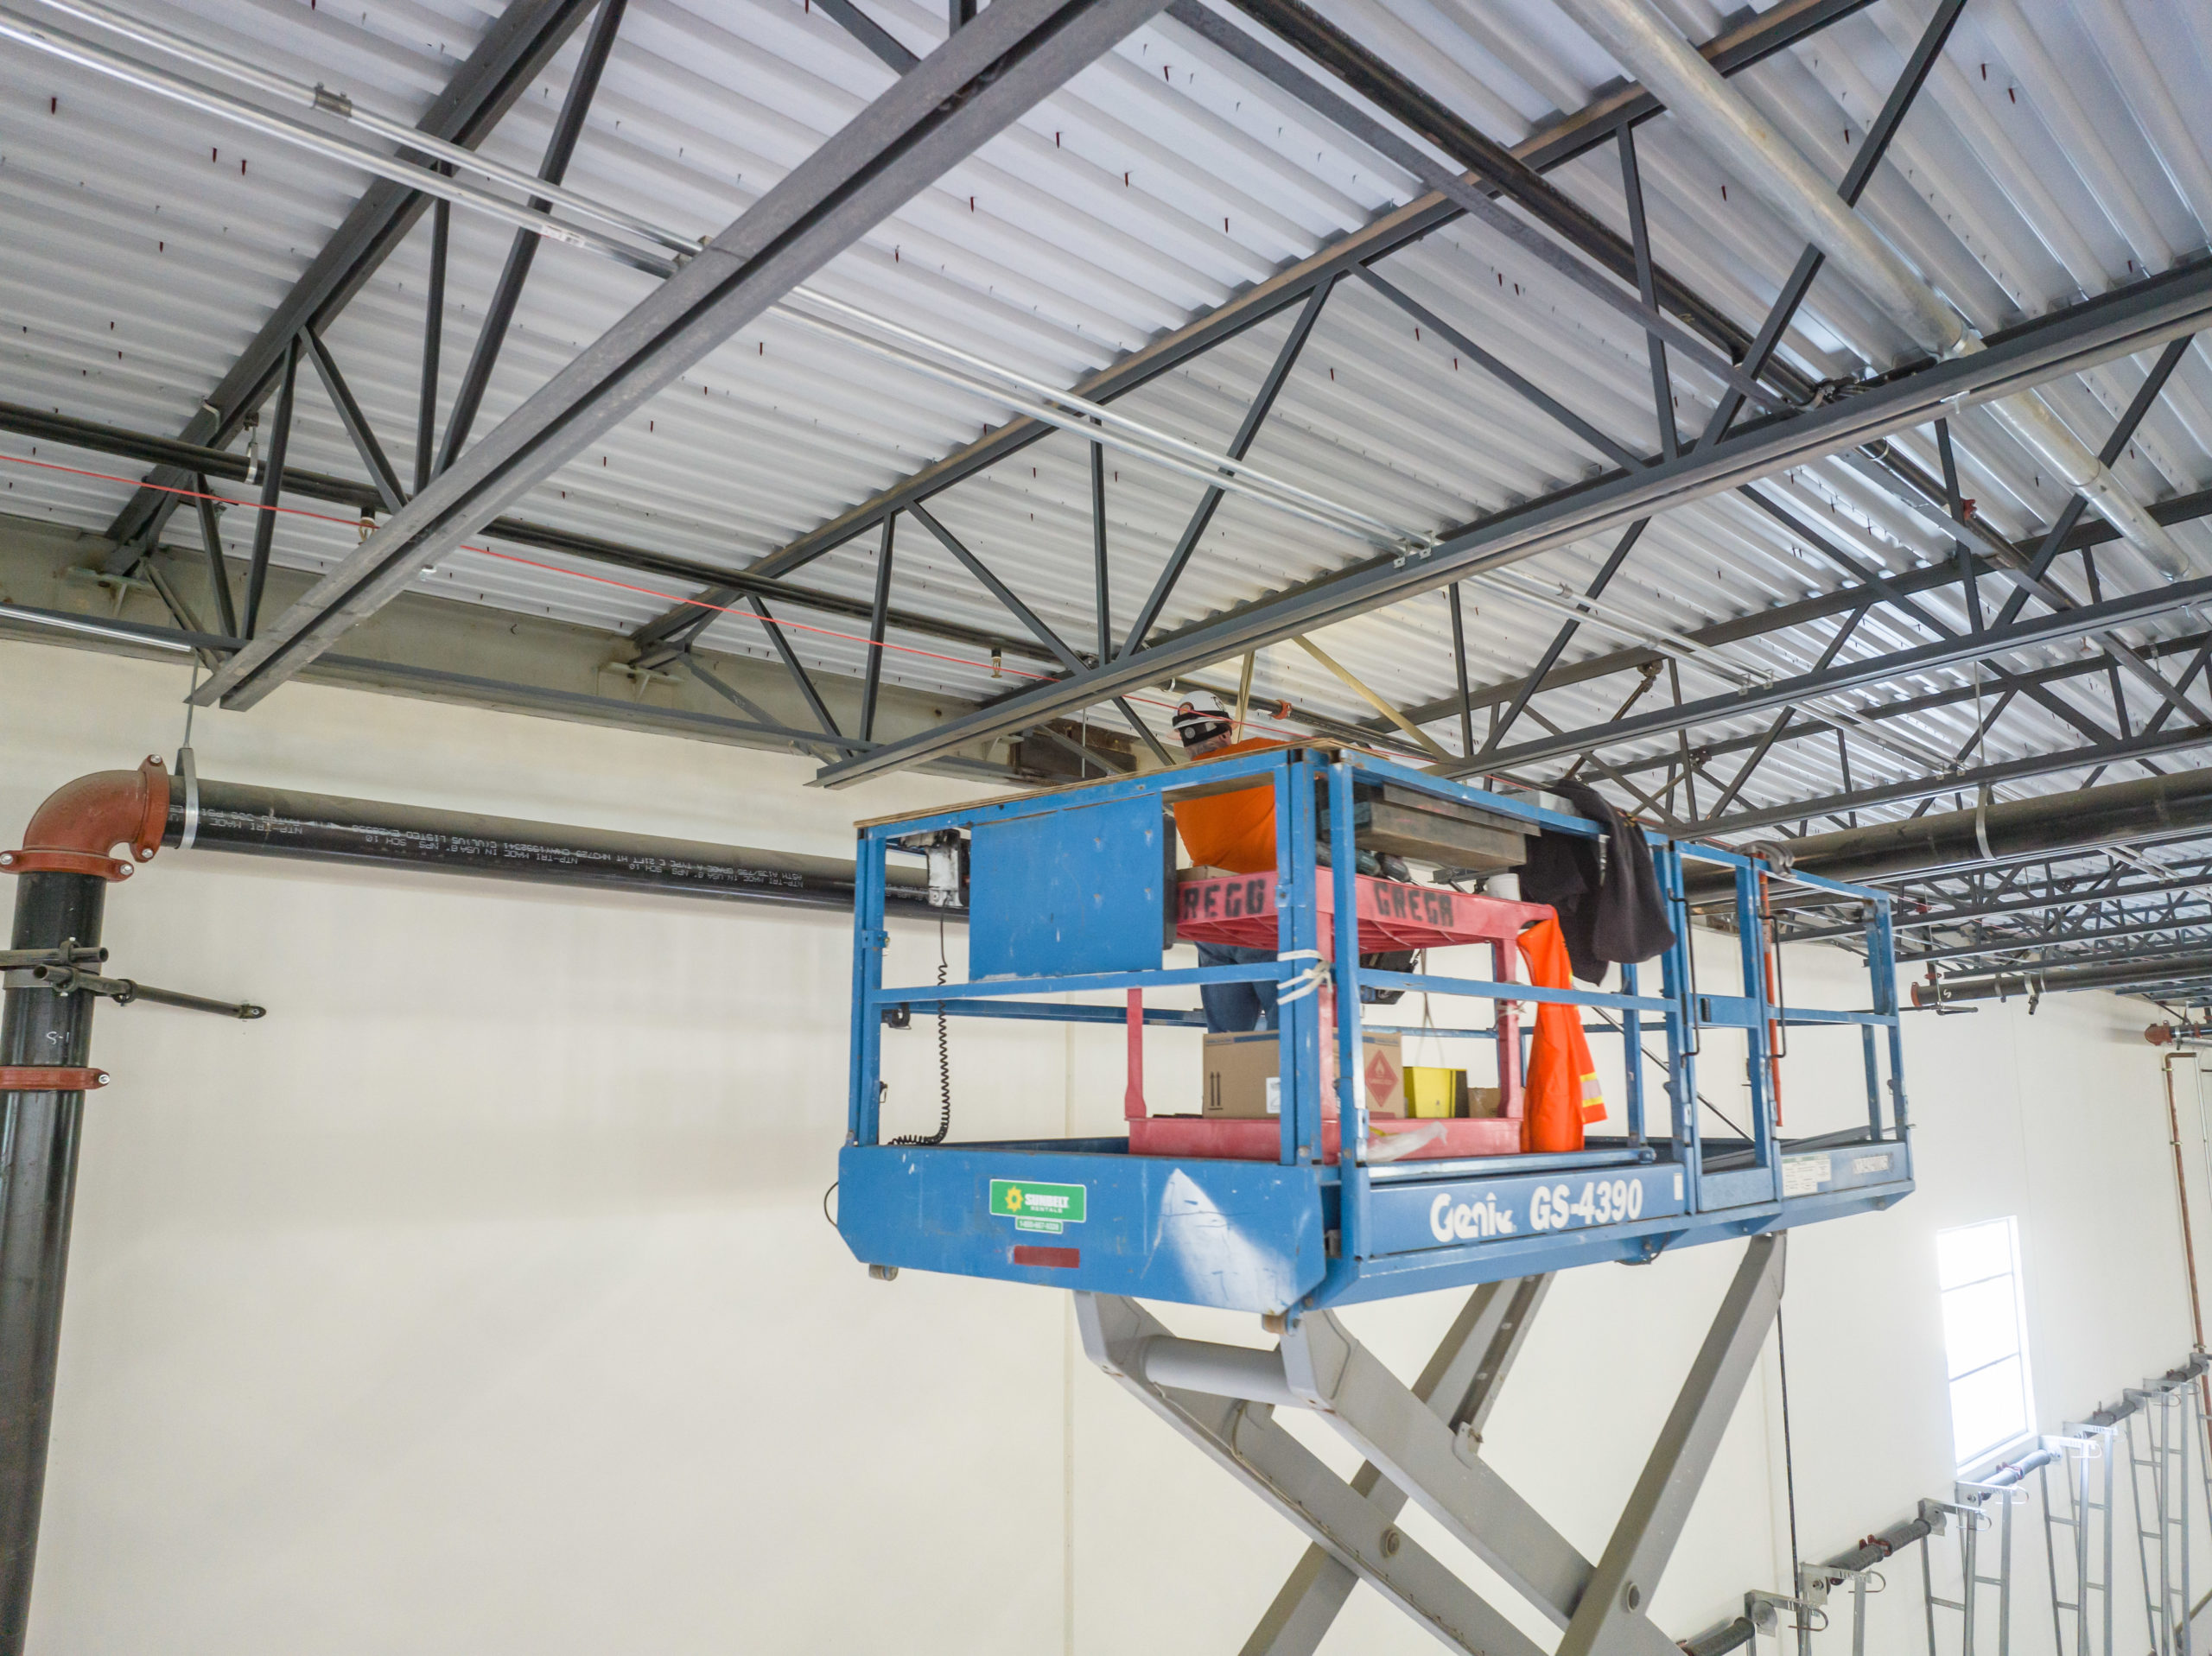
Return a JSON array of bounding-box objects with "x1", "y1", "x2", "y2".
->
[{"x1": 1, "y1": 637, "x2": 2207, "y2": 1656}]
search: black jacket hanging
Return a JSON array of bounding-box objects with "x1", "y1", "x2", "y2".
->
[{"x1": 1517, "y1": 781, "x2": 1677, "y2": 985}]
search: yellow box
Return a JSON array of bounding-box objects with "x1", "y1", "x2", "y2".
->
[{"x1": 1405, "y1": 1065, "x2": 1467, "y2": 1120}]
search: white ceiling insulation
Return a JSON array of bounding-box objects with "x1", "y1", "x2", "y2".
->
[{"x1": 3, "y1": 0, "x2": 2210, "y2": 828}]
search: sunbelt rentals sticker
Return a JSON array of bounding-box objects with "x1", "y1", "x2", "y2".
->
[{"x1": 989, "y1": 1178, "x2": 1087, "y2": 1234}]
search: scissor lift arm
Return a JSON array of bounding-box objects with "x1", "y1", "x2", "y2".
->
[{"x1": 1081, "y1": 1234, "x2": 1786, "y2": 1656}]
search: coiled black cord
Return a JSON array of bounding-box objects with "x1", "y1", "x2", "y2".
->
[{"x1": 891, "y1": 919, "x2": 953, "y2": 1146}]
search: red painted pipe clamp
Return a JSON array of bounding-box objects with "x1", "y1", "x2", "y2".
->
[{"x1": 0, "y1": 1067, "x2": 110, "y2": 1090}]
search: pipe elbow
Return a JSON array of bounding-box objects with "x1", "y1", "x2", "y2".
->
[{"x1": 2, "y1": 755, "x2": 169, "y2": 882}]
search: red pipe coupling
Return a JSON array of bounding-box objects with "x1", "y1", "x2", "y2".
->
[{"x1": 1, "y1": 755, "x2": 169, "y2": 881}]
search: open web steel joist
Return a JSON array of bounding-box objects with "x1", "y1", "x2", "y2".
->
[
  {"x1": 812, "y1": 263, "x2": 2212, "y2": 785},
  {"x1": 10, "y1": 0, "x2": 2212, "y2": 992}
]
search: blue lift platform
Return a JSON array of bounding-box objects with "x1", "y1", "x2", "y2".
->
[
  {"x1": 836, "y1": 746, "x2": 1915, "y2": 1656},
  {"x1": 836, "y1": 746, "x2": 1910, "y2": 1317}
]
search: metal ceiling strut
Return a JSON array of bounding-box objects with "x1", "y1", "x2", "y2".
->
[
  {"x1": 1687, "y1": 764, "x2": 2212, "y2": 891},
  {"x1": 0, "y1": 397, "x2": 1058, "y2": 665},
  {"x1": 1359, "y1": 481, "x2": 2212, "y2": 740},
  {"x1": 1553, "y1": 0, "x2": 2193, "y2": 581},
  {"x1": 815, "y1": 258, "x2": 2212, "y2": 786},
  {"x1": 1079, "y1": 1234, "x2": 1786, "y2": 1656},
  {"x1": 617, "y1": 0, "x2": 1884, "y2": 657},
  {"x1": 434, "y1": 0, "x2": 630, "y2": 478},
  {"x1": 191, "y1": 0, "x2": 1178, "y2": 713},
  {"x1": 1460, "y1": 555, "x2": 2212, "y2": 777},
  {"x1": 95, "y1": 0, "x2": 602, "y2": 563}
]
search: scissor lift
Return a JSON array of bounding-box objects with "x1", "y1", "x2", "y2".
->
[{"x1": 836, "y1": 746, "x2": 1912, "y2": 1656}]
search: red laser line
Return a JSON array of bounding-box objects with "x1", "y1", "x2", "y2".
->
[
  {"x1": 0, "y1": 450, "x2": 1055, "y2": 681},
  {"x1": 0, "y1": 448, "x2": 1380, "y2": 752}
]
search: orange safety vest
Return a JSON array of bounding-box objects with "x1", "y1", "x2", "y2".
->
[
  {"x1": 1172, "y1": 738, "x2": 1290, "y2": 872},
  {"x1": 1517, "y1": 916, "x2": 1607, "y2": 1153}
]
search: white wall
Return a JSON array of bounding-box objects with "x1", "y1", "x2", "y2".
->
[{"x1": 2, "y1": 636, "x2": 2203, "y2": 1655}]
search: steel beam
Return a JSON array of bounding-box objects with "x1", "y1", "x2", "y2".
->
[
  {"x1": 859, "y1": 514, "x2": 897, "y2": 741},
  {"x1": 1693, "y1": 765, "x2": 2212, "y2": 891},
  {"x1": 0, "y1": 398, "x2": 1056, "y2": 664},
  {"x1": 810, "y1": 0, "x2": 920, "y2": 73},
  {"x1": 1702, "y1": 724, "x2": 2212, "y2": 840},
  {"x1": 196, "y1": 0, "x2": 1175, "y2": 712},
  {"x1": 1580, "y1": 625, "x2": 2212, "y2": 790},
  {"x1": 1358, "y1": 266, "x2": 1639, "y2": 470},
  {"x1": 416, "y1": 198, "x2": 449, "y2": 497},
  {"x1": 1224, "y1": 0, "x2": 1815, "y2": 405},
  {"x1": 1368, "y1": 483, "x2": 2212, "y2": 738},
  {"x1": 1793, "y1": 871, "x2": 2212, "y2": 940},
  {"x1": 1469, "y1": 563, "x2": 2212, "y2": 779},
  {"x1": 99, "y1": 0, "x2": 601, "y2": 559},
  {"x1": 810, "y1": 254, "x2": 2212, "y2": 786},
  {"x1": 1993, "y1": 333, "x2": 2197, "y2": 631},
  {"x1": 1090, "y1": 441, "x2": 1111, "y2": 661},
  {"x1": 1904, "y1": 914, "x2": 2212, "y2": 964},
  {"x1": 1162, "y1": 0, "x2": 1783, "y2": 416},
  {"x1": 910, "y1": 502, "x2": 1084, "y2": 672},
  {"x1": 1446, "y1": 583, "x2": 1474, "y2": 758},
  {"x1": 746, "y1": 596, "x2": 843, "y2": 740},
  {"x1": 189, "y1": 482, "x2": 238, "y2": 640},
  {"x1": 1916, "y1": 949, "x2": 2212, "y2": 1004}
]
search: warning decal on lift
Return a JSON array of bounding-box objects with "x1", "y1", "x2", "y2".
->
[
  {"x1": 990, "y1": 1179, "x2": 1089, "y2": 1234},
  {"x1": 1781, "y1": 1154, "x2": 1833, "y2": 1198}
]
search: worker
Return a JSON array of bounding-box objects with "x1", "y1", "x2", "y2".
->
[{"x1": 1169, "y1": 691, "x2": 1286, "y2": 1032}]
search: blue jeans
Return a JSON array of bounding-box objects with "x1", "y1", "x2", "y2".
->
[{"x1": 1197, "y1": 941, "x2": 1279, "y2": 1033}]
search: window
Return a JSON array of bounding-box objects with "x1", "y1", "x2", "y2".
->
[{"x1": 1937, "y1": 1218, "x2": 2037, "y2": 1469}]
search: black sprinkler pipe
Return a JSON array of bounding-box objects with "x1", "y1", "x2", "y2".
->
[
  {"x1": 0, "y1": 870, "x2": 103, "y2": 1656},
  {"x1": 0, "y1": 756, "x2": 167, "y2": 1653},
  {"x1": 165, "y1": 777, "x2": 945, "y2": 918}
]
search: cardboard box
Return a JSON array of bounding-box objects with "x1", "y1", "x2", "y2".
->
[
  {"x1": 1468, "y1": 1085, "x2": 1503, "y2": 1119},
  {"x1": 1203, "y1": 1031, "x2": 1403, "y2": 1119}
]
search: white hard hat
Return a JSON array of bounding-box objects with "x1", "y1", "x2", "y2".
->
[{"x1": 1172, "y1": 689, "x2": 1233, "y2": 748}]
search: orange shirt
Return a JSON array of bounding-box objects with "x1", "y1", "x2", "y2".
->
[{"x1": 1173, "y1": 739, "x2": 1287, "y2": 873}]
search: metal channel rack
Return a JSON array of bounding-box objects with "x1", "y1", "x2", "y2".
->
[{"x1": 836, "y1": 746, "x2": 1910, "y2": 1317}]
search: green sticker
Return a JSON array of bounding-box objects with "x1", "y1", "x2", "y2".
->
[{"x1": 990, "y1": 1178, "x2": 1087, "y2": 1228}]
